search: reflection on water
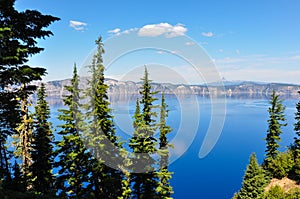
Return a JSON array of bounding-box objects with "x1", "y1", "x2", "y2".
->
[{"x1": 30, "y1": 92, "x2": 300, "y2": 107}]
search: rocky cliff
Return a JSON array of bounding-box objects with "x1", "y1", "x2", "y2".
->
[{"x1": 34, "y1": 77, "x2": 299, "y2": 100}]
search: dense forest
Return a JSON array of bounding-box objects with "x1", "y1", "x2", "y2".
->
[{"x1": 0, "y1": 1, "x2": 173, "y2": 198}]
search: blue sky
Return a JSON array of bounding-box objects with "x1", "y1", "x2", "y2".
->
[{"x1": 15, "y1": 0, "x2": 300, "y2": 84}]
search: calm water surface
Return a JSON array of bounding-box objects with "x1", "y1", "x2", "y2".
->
[{"x1": 48, "y1": 95, "x2": 297, "y2": 199}]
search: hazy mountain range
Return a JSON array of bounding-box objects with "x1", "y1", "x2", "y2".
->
[{"x1": 33, "y1": 77, "x2": 299, "y2": 102}]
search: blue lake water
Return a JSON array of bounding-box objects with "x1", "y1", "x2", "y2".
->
[{"x1": 48, "y1": 95, "x2": 298, "y2": 199}]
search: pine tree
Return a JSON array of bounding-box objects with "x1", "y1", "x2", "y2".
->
[
  {"x1": 264, "y1": 90, "x2": 287, "y2": 168},
  {"x1": 129, "y1": 67, "x2": 158, "y2": 199},
  {"x1": 264, "y1": 185, "x2": 284, "y2": 199},
  {"x1": 55, "y1": 65, "x2": 93, "y2": 198},
  {"x1": 30, "y1": 83, "x2": 55, "y2": 194},
  {"x1": 292, "y1": 88, "x2": 300, "y2": 182},
  {"x1": 0, "y1": 91, "x2": 18, "y2": 186},
  {"x1": 84, "y1": 37, "x2": 123, "y2": 198},
  {"x1": 156, "y1": 92, "x2": 173, "y2": 198},
  {"x1": 237, "y1": 153, "x2": 268, "y2": 199},
  {"x1": 13, "y1": 67, "x2": 48, "y2": 190},
  {"x1": 10, "y1": 161, "x2": 24, "y2": 192},
  {"x1": 0, "y1": 0, "x2": 59, "y2": 190},
  {"x1": 0, "y1": 0, "x2": 60, "y2": 67},
  {"x1": 118, "y1": 147, "x2": 132, "y2": 199},
  {"x1": 14, "y1": 84, "x2": 34, "y2": 190},
  {"x1": 294, "y1": 88, "x2": 300, "y2": 157},
  {"x1": 0, "y1": 0, "x2": 59, "y2": 145}
]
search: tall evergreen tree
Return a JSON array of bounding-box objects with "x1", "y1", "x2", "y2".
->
[
  {"x1": 0, "y1": 0, "x2": 60, "y2": 67},
  {"x1": 55, "y1": 65, "x2": 93, "y2": 198},
  {"x1": 264, "y1": 90, "x2": 287, "y2": 168},
  {"x1": 236, "y1": 153, "x2": 268, "y2": 199},
  {"x1": 294, "y1": 89, "x2": 300, "y2": 157},
  {"x1": 0, "y1": 0, "x2": 59, "y2": 142},
  {"x1": 14, "y1": 84, "x2": 34, "y2": 190},
  {"x1": 30, "y1": 83, "x2": 55, "y2": 194},
  {"x1": 156, "y1": 92, "x2": 173, "y2": 198},
  {"x1": 10, "y1": 160, "x2": 23, "y2": 192},
  {"x1": 129, "y1": 67, "x2": 158, "y2": 199},
  {"x1": 84, "y1": 37, "x2": 123, "y2": 198},
  {"x1": 13, "y1": 67, "x2": 47, "y2": 190},
  {"x1": 0, "y1": 91, "x2": 19, "y2": 185},
  {"x1": 118, "y1": 147, "x2": 132, "y2": 199},
  {"x1": 0, "y1": 0, "x2": 59, "y2": 189},
  {"x1": 292, "y1": 88, "x2": 300, "y2": 182}
]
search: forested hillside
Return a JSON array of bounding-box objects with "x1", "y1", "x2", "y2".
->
[{"x1": 233, "y1": 90, "x2": 300, "y2": 199}]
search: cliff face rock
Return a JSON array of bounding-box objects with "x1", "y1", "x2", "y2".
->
[
  {"x1": 265, "y1": 177, "x2": 300, "y2": 193},
  {"x1": 34, "y1": 78, "x2": 299, "y2": 100}
]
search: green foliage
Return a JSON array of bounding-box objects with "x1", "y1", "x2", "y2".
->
[
  {"x1": 264, "y1": 185, "x2": 284, "y2": 199},
  {"x1": 118, "y1": 148, "x2": 132, "y2": 199},
  {"x1": 264, "y1": 90, "x2": 287, "y2": 169},
  {"x1": 0, "y1": 0, "x2": 59, "y2": 193},
  {"x1": 140, "y1": 67, "x2": 159, "y2": 126},
  {"x1": 31, "y1": 83, "x2": 55, "y2": 194},
  {"x1": 0, "y1": 91, "x2": 19, "y2": 182},
  {"x1": 289, "y1": 156, "x2": 300, "y2": 183},
  {"x1": 156, "y1": 92, "x2": 173, "y2": 199},
  {"x1": 294, "y1": 88, "x2": 300, "y2": 158},
  {"x1": 232, "y1": 192, "x2": 239, "y2": 199},
  {"x1": 285, "y1": 188, "x2": 300, "y2": 199},
  {"x1": 0, "y1": 0, "x2": 60, "y2": 66},
  {"x1": 266, "y1": 150, "x2": 295, "y2": 179},
  {"x1": 55, "y1": 65, "x2": 93, "y2": 198},
  {"x1": 83, "y1": 37, "x2": 123, "y2": 198},
  {"x1": 158, "y1": 92, "x2": 173, "y2": 167},
  {"x1": 237, "y1": 153, "x2": 268, "y2": 199},
  {"x1": 129, "y1": 67, "x2": 159, "y2": 199},
  {"x1": 13, "y1": 90, "x2": 34, "y2": 189}
]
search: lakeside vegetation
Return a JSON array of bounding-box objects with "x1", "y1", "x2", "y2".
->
[
  {"x1": 2, "y1": 1, "x2": 300, "y2": 199},
  {"x1": 0, "y1": 1, "x2": 173, "y2": 198},
  {"x1": 233, "y1": 90, "x2": 300, "y2": 198}
]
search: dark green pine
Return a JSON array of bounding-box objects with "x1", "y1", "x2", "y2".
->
[
  {"x1": 83, "y1": 37, "x2": 123, "y2": 199},
  {"x1": 31, "y1": 83, "x2": 55, "y2": 194},
  {"x1": 129, "y1": 67, "x2": 159, "y2": 199},
  {"x1": 0, "y1": 0, "x2": 60, "y2": 67},
  {"x1": 0, "y1": 91, "x2": 19, "y2": 185},
  {"x1": 237, "y1": 153, "x2": 268, "y2": 199},
  {"x1": 157, "y1": 92, "x2": 174, "y2": 198},
  {"x1": 292, "y1": 88, "x2": 300, "y2": 182},
  {"x1": 264, "y1": 90, "x2": 287, "y2": 169},
  {"x1": 55, "y1": 65, "x2": 93, "y2": 198},
  {"x1": 0, "y1": 0, "x2": 59, "y2": 190},
  {"x1": 294, "y1": 88, "x2": 300, "y2": 157}
]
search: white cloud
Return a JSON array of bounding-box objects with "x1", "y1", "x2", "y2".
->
[
  {"x1": 216, "y1": 57, "x2": 244, "y2": 64},
  {"x1": 236, "y1": 49, "x2": 240, "y2": 55},
  {"x1": 218, "y1": 49, "x2": 224, "y2": 53},
  {"x1": 108, "y1": 28, "x2": 121, "y2": 36},
  {"x1": 122, "y1": 28, "x2": 138, "y2": 34},
  {"x1": 215, "y1": 53, "x2": 300, "y2": 84},
  {"x1": 137, "y1": 23, "x2": 187, "y2": 38},
  {"x1": 69, "y1": 20, "x2": 87, "y2": 31},
  {"x1": 201, "y1": 31, "x2": 214, "y2": 37},
  {"x1": 108, "y1": 28, "x2": 121, "y2": 34},
  {"x1": 185, "y1": 41, "x2": 195, "y2": 46}
]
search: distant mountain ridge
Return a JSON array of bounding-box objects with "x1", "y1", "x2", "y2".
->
[{"x1": 34, "y1": 77, "x2": 300, "y2": 99}]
